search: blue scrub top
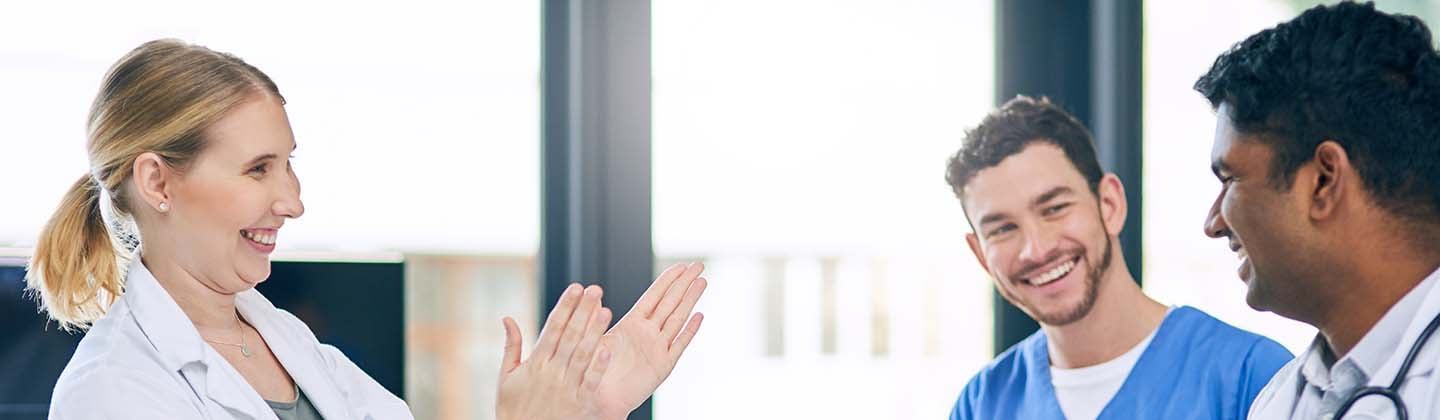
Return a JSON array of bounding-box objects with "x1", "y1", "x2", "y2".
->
[{"x1": 950, "y1": 306, "x2": 1292, "y2": 420}]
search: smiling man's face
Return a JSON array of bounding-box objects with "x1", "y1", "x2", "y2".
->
[
  {"x1": 963, "y1": 143, "x2": 1115, "y2": 326},
  {"x1": 1203, "y1": 104, "x2": 1321, "y2": 317}
]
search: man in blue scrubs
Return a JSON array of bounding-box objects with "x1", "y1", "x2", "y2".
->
[{"x1": 943, "y1": 96, "x2": 1292, "y2": 419}]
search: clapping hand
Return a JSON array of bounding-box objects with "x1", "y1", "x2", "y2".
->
[
  {"x1": 591, "y1": 262, "x2": 709, "y2": 419},
  {"x1": 497, "y1": 283, "x2": 614, "y2": 420}
]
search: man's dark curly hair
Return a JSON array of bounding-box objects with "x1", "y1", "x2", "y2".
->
[
  {"x1": 1194, "y1": 1, "x2": 1440, "y2": 223},
  {"x1": 945, "y1": 95, "x2": 1104, "y2": 205}
]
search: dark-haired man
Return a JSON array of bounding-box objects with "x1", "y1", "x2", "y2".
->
[
  {"x1": 1194, "y1": 2, "x2": 1440, "y2": 418},
  {"x1": 945, "y1": 96, "x2": 1291, "y2": 420}
]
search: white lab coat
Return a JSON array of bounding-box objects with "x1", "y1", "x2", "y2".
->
[
  {"x1": 48, "y1": 256, "x2": 413, "y2": 420},
  {"x1": 1248, "y1": 268, "x2": 1440, "y2": 419}
]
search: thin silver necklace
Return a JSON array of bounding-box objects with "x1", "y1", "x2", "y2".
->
[{"x1": 203, "y1": 312, "x2": 253, "y2": 358}]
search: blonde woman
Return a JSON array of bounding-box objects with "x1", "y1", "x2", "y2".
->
[{"x1": 28, "y1": 39, "x2": 708, "y2": 420}]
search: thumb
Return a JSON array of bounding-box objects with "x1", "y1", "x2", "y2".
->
[{"x1": 500, "y1": 317, "x2": 523, "y2": 376}]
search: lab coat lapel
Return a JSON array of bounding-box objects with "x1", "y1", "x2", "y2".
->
[
  {"x1": 1246, "y1": 347, "x2": 1307, "y2": 419},
  {"x1": 125, "y1": 255, "x2": 276, "y2": 419},
  {"x1": 237, "y1": 290, "x2": 354, "y2": 420},
  {"x1": 200, "y1": 349, "x2": 279, "y2": 420},
  {"x1": 1349, "y1": 272, "x2": 1440, "y2": 418},
  {"x1": 1368, "y1": 272, "x2": 1440, "y2": 387}
]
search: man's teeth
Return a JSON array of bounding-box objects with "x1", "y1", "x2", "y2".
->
[
  {"x1": 1030, "y1": 259, "x2": 1076, "y2": 286},
  {"x1": 241, "y1": 230, "x2": 276, "y2": 246}
]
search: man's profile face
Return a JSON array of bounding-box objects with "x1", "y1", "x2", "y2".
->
[{"x1": 1204, "y1": 103, "x2": 1316, "y2": 317}]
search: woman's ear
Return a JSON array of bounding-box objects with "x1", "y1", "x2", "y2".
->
[{"x1": 131, "y1": 152, "x2": 173, "y2": 214}]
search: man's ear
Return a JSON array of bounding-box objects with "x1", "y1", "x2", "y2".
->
[
  {"x1": 132, "y1": 152, "x2": 174, "y2": 214},
  {"x1": 966, "y1": 232, "x2": 991, "y2": 274},
  {"x1": 1307, "y1": 141, "x2": 1352, "y2": 222},
  {"x1": 1096, "y1": 174, "x2": 1128, "y2": 236}
]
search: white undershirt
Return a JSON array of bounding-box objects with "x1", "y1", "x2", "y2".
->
[{"x1": 1048, "y1": 309, "x2": 1167, "y2": 420}]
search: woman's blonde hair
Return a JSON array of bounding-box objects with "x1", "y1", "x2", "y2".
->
[{"x1": 27, "y1": 39, "x2": 284, "y2": 331}]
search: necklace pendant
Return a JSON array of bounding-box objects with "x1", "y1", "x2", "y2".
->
[{"x1": 241, "y1": 344, "x2": 253, "y2": 358}]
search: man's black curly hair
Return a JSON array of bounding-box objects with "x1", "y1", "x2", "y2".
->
[
  {"x1": 1194, "y1": 1, "x2": 1440, "y2": 223},
  {"x1": 945, "y1": 95, "x2": 1104, "y2": 203}
]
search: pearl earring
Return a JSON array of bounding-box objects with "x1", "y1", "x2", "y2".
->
[{"x1": 158, "y1": 202, "x2": 169, "y2": 212}]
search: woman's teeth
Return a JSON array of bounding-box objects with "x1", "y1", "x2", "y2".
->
[
  {"x1": 1030, "y1": 258, "x2": 1076, "y2": 286},
  {"x1": 241, "y1": 230, "x2": 276, "y2": 246}
]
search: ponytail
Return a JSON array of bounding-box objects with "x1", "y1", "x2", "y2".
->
[{"x1": 27, "y1": 174, "x2": 126, "y2": 331}]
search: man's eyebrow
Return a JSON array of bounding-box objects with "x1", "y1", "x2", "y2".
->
[
  {"x1": 1031, "y1": 186, "x2": 1073, "y2": 207},
  {"x1": 978, "y1": 211, "x2": 1011, "y2": 226}
]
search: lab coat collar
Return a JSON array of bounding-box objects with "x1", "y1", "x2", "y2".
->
[
  {"x1": 123, "y1": 254, "x2": 208, "y2": 373},
  {"x1": 1366, "y1": 265, "x2": 1440, "y2": 387},
  {"x1": 124, "y1": 255, "x2": 276, "y2": 418},
  {"x1": 1250, "y1": 266, "x2": 1440, "y2": 419},
  {"x1": 200, "y1": 354, "x2": 279, "y2": 419}
]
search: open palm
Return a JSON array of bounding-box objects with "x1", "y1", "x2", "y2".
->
[
  {"x1": 496, "y1": 284, "x2": 614, "y2": 420},
  {"x1": 593, "y1": 262, "x2": 708, "y2": 419}
]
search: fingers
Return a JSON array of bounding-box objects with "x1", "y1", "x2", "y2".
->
[
  {"x1": 552, "y1": 285, "x2": 604, "y2": 364},
  {"x1": 651, "y1": 262, "x2": 705, "y2": 321},
  {"x1": 668, "y1": 312, "x2": 705, "y2": 359},
  {"x1": 535, "y1": 283, "x2": 583, "y2": 360},
  {"x1": 500, "y1": 317, "x2": 523, "y2": 375},
  {"x1": 567, "y1": 307, "x2": 612, "y2": 384},
  {"x1": 660, "y1": 276, "x2": 708, "y2": 342},
  {"x1": 632, "y1": 262, "x2": 689, "y2": 319},
  {"x1": 581, "y1": 344, "x2": 612, "y2": 394}
]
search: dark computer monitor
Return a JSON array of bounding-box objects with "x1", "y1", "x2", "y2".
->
[
  {"x1": 0, "y1": 260, "x2": 82, "y2": 419},
  {"x1": 0, "y1": 257, "x2": 405, "y2": 419},
  {"x1": 258, "y1": 260, "x2": 406, "y2": 397}
]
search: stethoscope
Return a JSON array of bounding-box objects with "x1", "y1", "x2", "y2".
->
[{"x1": 1331, "y1": 311, "x2": 1440, "y2": 420}]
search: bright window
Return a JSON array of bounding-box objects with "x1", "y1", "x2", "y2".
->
[{"x1": 653, "y1": 1, "x2": 995, "y2": 418}]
